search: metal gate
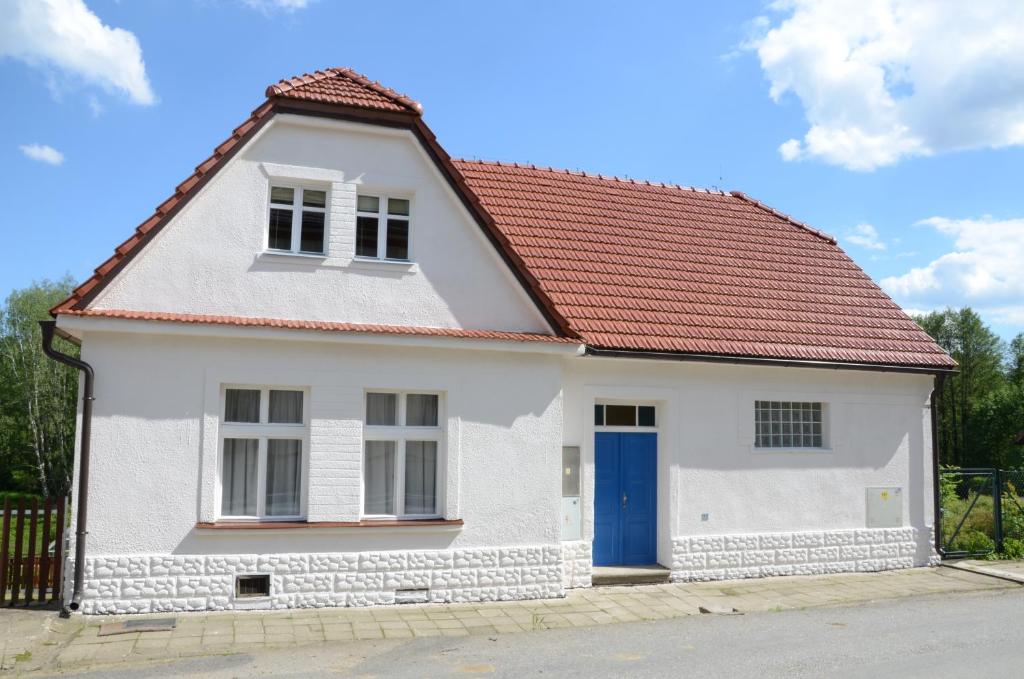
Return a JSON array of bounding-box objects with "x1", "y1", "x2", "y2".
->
[
  {"x1": 940, "y1": 468, "x2": 1024, "y2": 558},
  {"x1": 1, "y1": 497, "x2": 67, "y2": 606}
]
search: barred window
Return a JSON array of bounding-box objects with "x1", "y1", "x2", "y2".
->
[{"x1": 755, "y1": 401, "x2": 824, "y2": 448}]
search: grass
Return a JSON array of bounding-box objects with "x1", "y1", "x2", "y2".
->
[
  {"x1": 941, "y1": 490, "x2": 1024, "y2": 558},
  {"x1": 3, "y1": 507, "x2": 59, "y2": 558}
]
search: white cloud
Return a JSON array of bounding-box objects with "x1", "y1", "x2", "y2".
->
[
  {"x1": 881, "y1": 216, "x2": 1024, "y2": 324},
  {"x1": 242, "y1": 0, "x2": 311, "y2": 12},
  {"x1": 0, "y1": 0, "x2": 155, "y2": 105},
  {"x1": 845, "y1": 223, "x2": 886, "y2": 250},
  {"x1": 19, "y1": 143, "x2": 65, "y2": 165},
  {"x1": 747, "y1": 0, "x2": 1024, "y2": 170}
]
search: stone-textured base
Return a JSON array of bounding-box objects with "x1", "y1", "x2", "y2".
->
[
  {"x1": 671, "y1": 527, "x2": 935, "y2": 582},
  {"x1": 80, "y1": 544, "x2": 564, "y2": 615},
  {"x1": 561, "y1": 540, "x2": 592, "y2": 588}
]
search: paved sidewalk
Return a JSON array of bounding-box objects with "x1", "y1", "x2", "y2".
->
[{"x1": 2, "y1": 566, "x2": 1014, "y2": 675}]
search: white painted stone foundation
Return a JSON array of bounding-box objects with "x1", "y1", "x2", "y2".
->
[
  {"x1": 80, "y1": 544, "x2": 564, "y2": 615},
  {"x1": 561, "y1": 540, "x2": 593, "y2": 589},
  {"x1": 671, "y1": 527, "x2": 939, "y2": 582}
]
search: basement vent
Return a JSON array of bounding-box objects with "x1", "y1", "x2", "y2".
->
[
  {"x1": 395, "y1": 588, "x2": 430, "y2": 604},
  {"x1": 235, "y1": 574, "x2": 271, "y2": 598}
]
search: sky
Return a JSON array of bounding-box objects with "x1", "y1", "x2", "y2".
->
[{"x1": 2, "y1": 0, "x2": 1023, "y2": 339}]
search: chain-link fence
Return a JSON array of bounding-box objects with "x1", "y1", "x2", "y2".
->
[{"x1": 940, "y1": 468, "x2": 1024, "y2": 558}]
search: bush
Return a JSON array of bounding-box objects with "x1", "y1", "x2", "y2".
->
[
  {"x1": 953, "y1": 530, "x2": 995, "y2": 555},
  {"x1": 1000, "y1": 538, "x2": 1024, "y2": 560}
]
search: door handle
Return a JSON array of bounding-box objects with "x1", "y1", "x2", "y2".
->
[{"x1": 622, "y1": 493, "x2": 628, "y2": 508}]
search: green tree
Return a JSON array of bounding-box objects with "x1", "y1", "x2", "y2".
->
[
  {"x1": 971, "y1": 384, "x2": 1024, "y2": 469},
  {"x1": 0, "y1": 277, "x2": 79, "y2": 497},
  {"x1": 915, "y1": 308, "x2": 1006, "y2": 467},
  {"x1": 1009, "y1": 333, "x2": 1024, "y2": 387}
]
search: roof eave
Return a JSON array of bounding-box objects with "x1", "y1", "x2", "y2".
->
[{"x1": 583, "y1": 346, "x2": 957, "y2": 376}]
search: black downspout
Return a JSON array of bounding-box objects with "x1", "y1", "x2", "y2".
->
[
  {"x1": 931, "y1": 373, "x2": 945, "y2": 558},
  {"x1": 39, "y1": 320, "x2": 93, "y2": 615}
]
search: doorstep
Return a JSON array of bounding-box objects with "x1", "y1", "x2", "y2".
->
[{"x1": 592, "y1": 565, "x2": 672, "y2": 586}]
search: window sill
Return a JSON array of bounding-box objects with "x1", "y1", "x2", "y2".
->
[
  {"x1": 196, "y1": 518, "x2": 463, "y2": 530},
  {"x1": 349, "y1": 257, "x2": 418, "y2": 272},
  {"x1": 258, "y1": 251, "x2": 328, "y2": 263},
  {"x1": 751, "y1": 446, "x2": 833, "y2": 454}
]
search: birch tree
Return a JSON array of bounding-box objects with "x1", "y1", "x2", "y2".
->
[{"x1": 0, "y1": 278, "x2": 79, "y2": 497}]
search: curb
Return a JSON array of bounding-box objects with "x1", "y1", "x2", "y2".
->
[{"x1": 940, "y1": 560, "x2": 1024, "y2": 585}]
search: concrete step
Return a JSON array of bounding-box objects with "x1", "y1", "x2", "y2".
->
[{"x1": 592, "y1": 565, "x2": 671, "y2": 586}]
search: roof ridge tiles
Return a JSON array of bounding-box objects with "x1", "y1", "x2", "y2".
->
[
  {"x1": 453, "y1": 158, "x2": 729, "y2": 195},
  {"x1": 266, "y1": 66, "x2": 424, "y2": 115}
]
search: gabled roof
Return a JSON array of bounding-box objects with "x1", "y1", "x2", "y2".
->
[
  {"x1": 53, "y1": 67, "x2": 954, "y2": 372},
  {"x1": 453, "y1": 160, "x2": 955, "y2": 370}
]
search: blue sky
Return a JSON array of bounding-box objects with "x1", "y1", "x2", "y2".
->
[{"x1": 2, "y1": 0, "x2": 1023, "y2": 339}]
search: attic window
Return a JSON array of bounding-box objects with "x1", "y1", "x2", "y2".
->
[
  {"x1": 356, "y1": 194, "x2": 410, "y2": 261},
  {"x1": 268, "y1": 185, "x2": 327, "y2": 255}
]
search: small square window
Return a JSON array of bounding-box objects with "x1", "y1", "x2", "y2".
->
[
  {"x1": 366, "y1": 392, "x2": 397, "y2": 426},
  {"x1": 270, "y1": 187, "x2": 294, "y2": 205},
  {"x1": 604, "y1": 405, "x2": 636, "y2": 427},
  {"x1": 638, "y1": 406, "x2": 656, "y2": 427},
  {"x1": 268, "y1": 390, "x2": 303, "y2": 424},
  {"x1": 755, "y1": 401, "x2": 825, "y2": 448},
  {"x1": 357, "y1": 194, "x2": 380, "y2": 213},
  {"x1": 406, "y1": 394, "x2": 438, "y2": 427},
  {"x1": 225, "y1": 389, "x2": 260, "y2": 423},
  {"x1": 388, "y1": 198, "x2": 410, "y2": 216},
  {"x1": 302, "y1": 189, "x2": 326, "y2": 208}
]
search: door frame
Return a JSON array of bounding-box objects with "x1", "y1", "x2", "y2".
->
[
  {"x1": 579, "y1": 385, "x2": 679, "y2": 570},
  {"x1": 593, "y1": 430, "x2": 659, "y2": 565}
]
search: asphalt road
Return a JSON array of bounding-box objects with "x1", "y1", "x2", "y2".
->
[{"x1": 45, "y1": 588, "x2": 1024, "y2": 678}]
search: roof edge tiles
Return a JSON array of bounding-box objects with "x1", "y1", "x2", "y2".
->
[
  {"x1": 266, "y1": 67, "x2": 424, "y2": 115},
  {"x1": 61, "y1": 309, "x2": 576, "y2": 345},
  {"x1": 729, "y1": 191, "x2": 837, "y2": 245}
]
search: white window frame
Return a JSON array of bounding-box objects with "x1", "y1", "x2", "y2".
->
[
  {"x1": 217, "y1": 385, "x2": 309, "y2": 521},
  {"x1": 355, "y1": 193, "x2": 412, "y2": 262},
  {"x1": 266, "y1": 183, "x2": 328, "y2": 256},
  {"x1": 362, "y1": 390, "x2": 443, "y2": 520},
  {"x1": 752, "y1": 400, "x2": 830, "y2": 452}
]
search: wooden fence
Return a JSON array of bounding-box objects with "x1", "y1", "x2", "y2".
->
[{"x1": 1, "y1": 497, "x2": 66, "y2": 606}]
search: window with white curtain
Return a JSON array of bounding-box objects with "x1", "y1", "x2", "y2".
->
[
  {"x1": 219, "y1": 386, "x2": 307, "y2": 520},
  {"x1": 363, "y1": 391, "x2": 442, "y2": 518}
]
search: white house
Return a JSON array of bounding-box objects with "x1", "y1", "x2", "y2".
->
[{"x1": 48, "y1": 68, "x2": 955, "y2": 615}]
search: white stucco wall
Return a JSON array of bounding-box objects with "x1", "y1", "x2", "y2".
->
[
  {"x1": 76, "y1": 329, "x2": 564, "y2": 556},
  {"x1": 63, "y1": 323, "x2": 939, "y2": 613},
  {"x1": 562, "y1": 357, "x2": 938, "y2": 573},
  {"x1": 90, "y1": 115, "x2": 551, "y2": 334}
]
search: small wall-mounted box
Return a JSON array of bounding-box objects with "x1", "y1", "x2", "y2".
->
[{"x1": 866, "y1": 487, "x2": 902, "y2": 528}]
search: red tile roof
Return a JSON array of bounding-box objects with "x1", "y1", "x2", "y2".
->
[
  {"x1": 267, "y1": 68, "x2": 423, "y2": 115},
  {"x1": 452, "y1": 160, "x2": 955, "y2": 369},
  {"x1": 52, "y1": 67, "x2": 954, "y2": 371},
  {"x1": 62, "y1": 309, "x2": 576, "y2": 345}
]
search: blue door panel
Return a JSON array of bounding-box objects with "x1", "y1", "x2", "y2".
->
[
  {"x1": 593, "y1": 432, "x2": 657, "y2": 566},
  {"x1": 593, "y1": 434, "x2": 621, "y2": 566}
]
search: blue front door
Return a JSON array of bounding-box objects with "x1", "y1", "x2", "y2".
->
[{"x1": 593, "y1": 432, "x2": 657, "y2": 565}]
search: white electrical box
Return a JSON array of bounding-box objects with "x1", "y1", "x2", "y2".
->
[
  {"x1": 866, "y1": 487, "x2": 902, "y2": 528},
  {"x1": 562, "y1": 496, "x2": 581, "y2": 541}
]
